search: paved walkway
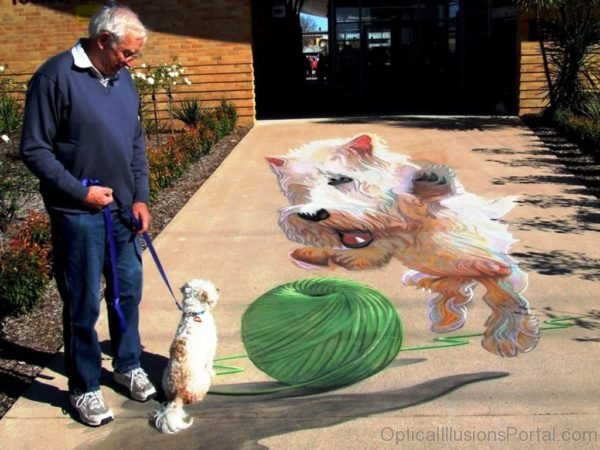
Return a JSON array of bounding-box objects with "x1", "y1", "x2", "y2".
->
[{"x1": 1, "y1": 116, "x2": 598, "y2": 449}]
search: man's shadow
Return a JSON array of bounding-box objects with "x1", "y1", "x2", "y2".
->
[{"x1": 20, "y1": 341, "x2": 169, "y2": 424}]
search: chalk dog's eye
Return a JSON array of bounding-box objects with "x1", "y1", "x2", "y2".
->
[{"x1": 328, "y1": 176, "x2": 354, "y2": 186}]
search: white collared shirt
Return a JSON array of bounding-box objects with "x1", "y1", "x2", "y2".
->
[{"x1": 71, "y1": 40, "x2": 115, "y2": 87}]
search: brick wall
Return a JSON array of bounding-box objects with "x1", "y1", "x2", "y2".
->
[
  {"x1": 0, "y1": 0, "x2": 255, "y2": 124},
  {"x1": 518, "y1": 41, "x2": 550, "y2": 116}
]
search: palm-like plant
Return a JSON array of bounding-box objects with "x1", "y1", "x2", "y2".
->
[
  {"x1": 543, "y1": 0, "x2": 600, "y2": 112},
  {"x1": 174, "y1": 99, "x2": 203, "y2": 127},
  {"x1": 513, "y1": 0, "x2": 561, "y2": 109},
  {"x1": 514, "y1": 0, "x2": 600, "y2": 113}
]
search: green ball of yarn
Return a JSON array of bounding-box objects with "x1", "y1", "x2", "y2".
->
[{"x1": 241, "y1": 278, "x2": 403, "y2": 389}]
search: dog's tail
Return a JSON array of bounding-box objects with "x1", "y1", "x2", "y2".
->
[{"x1": 152, "y1": 400, "x2": 193, "y2": 434}]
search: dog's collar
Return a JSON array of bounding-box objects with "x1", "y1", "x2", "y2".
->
[{"x1": 184, "y1": 310, "x2": 206, "y2": 323}]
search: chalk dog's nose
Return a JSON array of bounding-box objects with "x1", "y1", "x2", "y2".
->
[{"x1": 297, "y1": 209, "x2": 330, "y2": 222}]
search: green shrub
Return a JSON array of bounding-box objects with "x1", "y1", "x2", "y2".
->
[
  {"x1": 200, "y1": 111, "x2": 219, "y2": 147},
  {"x1": 145, "y1": 100, "x2": 238, "y2": 201},
  {"x1": 0, "y1": 211, "x2": 52, "y2": 318},
  {"x1": 214, "y1": 99, "x2": 238, "y2": 139},
  {"x1": 580, "y1": 93, "x2": 600, "y2": 120},
  {"x1": 174, "y1": 98, "x2": 203, "y2": 127},
  {"x1": 553, "y1": 108, "x2": 600, "y2": 158}
]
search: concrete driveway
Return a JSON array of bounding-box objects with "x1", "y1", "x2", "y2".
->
[{"x1": 1, "y1": 116, "x2": 598, "y2": 449}]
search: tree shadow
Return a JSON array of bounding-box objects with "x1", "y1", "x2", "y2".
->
[
  {"x1": 93, "y1": 371, "x2": 509, "y2": 449},
  {"x1": 320, "y1": 116, "x2": 523, "y2": 131},
  {"x1": 510, "y1": 215, "x2": 600, "y2": 235},
  {"x1": 522, "y1": 118, "x2": 600, "y2": 197},
  {"x1": 512, "y1": 249, "x2": 600, "y2": 281},
  {"x1": 541, "y1": 307, "x2": 600, "y2": 343}
]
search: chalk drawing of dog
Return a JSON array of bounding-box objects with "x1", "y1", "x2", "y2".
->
[{"x1": 266, "y1": 134, "x2": 540, "y2": 357}]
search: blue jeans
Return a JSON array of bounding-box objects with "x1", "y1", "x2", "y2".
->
[{"x1": 50, "y1": 209, "x2": 143, "y2": 394}]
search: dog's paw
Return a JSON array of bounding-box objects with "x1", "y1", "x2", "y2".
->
[
  {"x1": 412, "y1": 164, "x2": 456, "y2": 200},
  {"x1": 482, "y1": 312, "x2": 540, "y2": 357},
  {"x1": 330, "y1": 248, "x2": 393, "y2": 270},
  {"x1": 290, "y1": 247, "x2": 334, "y2": 267}
]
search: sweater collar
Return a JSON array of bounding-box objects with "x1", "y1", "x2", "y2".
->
[{"x1": 71, "y1": 39, "x2": 119, "y2": 86}]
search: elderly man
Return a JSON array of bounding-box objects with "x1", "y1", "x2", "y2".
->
[{"x1": 20, "y1": 4, "x2": 155, "y2": 426}]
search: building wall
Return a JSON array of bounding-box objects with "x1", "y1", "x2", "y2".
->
[
  {"x1": 518, "y1": 16, "x2": 550, "y2": 116},
  {"x1": 0, "y1": 0, "x2": 255, "y2": 125}
]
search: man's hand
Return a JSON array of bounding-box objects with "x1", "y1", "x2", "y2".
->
[
  {"x1": 132, "y1": 202, "x2": 151, "y2": 234},
  {"x1": 83, "y1": 186, "x2": 113, "y2": 210}
]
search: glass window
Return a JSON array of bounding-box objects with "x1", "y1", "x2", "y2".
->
[{"x1": 336, "y1": 7, "x2": 360, "y2": 23}]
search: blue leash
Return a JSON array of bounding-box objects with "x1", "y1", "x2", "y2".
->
[
  {"x1": 82, "y1": 179, "x2": 182, "y2": 332},
  {"x1": 128, "y1": 214, "x2": 182, "y2": 311}
]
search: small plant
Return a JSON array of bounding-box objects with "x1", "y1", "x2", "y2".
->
[
  {"x1": 0, "y1": 95, "x2": 22, "y2": 137},
  {"x1": 580, "y1": 92, "x2": 600, "y2": 120},
  {"x1": 0, "y1": 64, "x2": 24, "y2": 139},
  {"x1": 215, "y1": 99, "x2": 238, "y2": 139},
  {"x1": 174, "y1": 99, "x2": 203, "y2": 127},
  {"x1": 0, "y1": 211, "x2": 52, "y2": 318},
  {"x1": 0, "y1": 157, "x2": 38, "y2": 231}
]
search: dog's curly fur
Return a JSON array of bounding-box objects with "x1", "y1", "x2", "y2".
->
[
  {"x1": 152, "y1": 279, "x2": 218, "y2": 434},
  {"x1": 267, "y1": 134, "x2": 540, "y2": 357}
]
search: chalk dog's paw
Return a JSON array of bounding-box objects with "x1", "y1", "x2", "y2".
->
[
  {"x1": 482, "y1": 311, "x2": 540, "y2": 357},
  {"x1": 412, "y1": 164, "x2": 456, "y2": 199}
]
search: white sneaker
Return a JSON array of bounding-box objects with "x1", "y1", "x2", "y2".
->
[
  {"x1": 114, "y1": 367, "x2": 157, "y2": 402},
  {"x1": 69, "y1": 390, "x2": 114, "y2": 427}
]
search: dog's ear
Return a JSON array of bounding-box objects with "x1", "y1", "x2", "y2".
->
[
  {"x1": 265, "y1": 156, "x2": 286, "y2": 169},
  {"x1": 345, "y1": 135, "x2": 373, "y2": 157},
  {"x1": 181, "y1": 284, "x2": 193, "y2": 297}
]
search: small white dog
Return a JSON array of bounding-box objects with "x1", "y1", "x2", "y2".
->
[{"x1": 152, "y1": 279, "x2": 219, "y2": 434}]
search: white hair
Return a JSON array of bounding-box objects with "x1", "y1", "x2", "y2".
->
[{"x1": 88, "y1": 3, "x2": 147, "y2": 46}]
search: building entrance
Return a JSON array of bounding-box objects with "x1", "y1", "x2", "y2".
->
[{"x1": 252, "y1": 0, "x2": 518, "y2": 117}]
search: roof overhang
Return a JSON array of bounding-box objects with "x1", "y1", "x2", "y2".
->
[{"x1": 302, "y1": 0, "x2": 328, "y2": 17}]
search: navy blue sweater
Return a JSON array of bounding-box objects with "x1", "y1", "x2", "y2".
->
[{"x1": 20, "y1": 50, "x2": 149, "y2": 213}]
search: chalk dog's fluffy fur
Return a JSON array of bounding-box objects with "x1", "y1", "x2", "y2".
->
[
  {"x1": 267, "y1": 134, "x2": 540, "y2": 357},
  {"x1": 153, "y1": 279, "x2": 218, "y2": 434}
]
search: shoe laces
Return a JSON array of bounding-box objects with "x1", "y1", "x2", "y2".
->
[
  {"x1": 128, "y1": 367, "x2": 150, "y2": 388},
  {"x1": 75, "y1": 391, "x2": 104, "y2": 409}
]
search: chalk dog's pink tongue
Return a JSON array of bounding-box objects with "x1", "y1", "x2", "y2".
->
[{"x1": 338, "y1": 230, "x2": 374, "y2": 249}]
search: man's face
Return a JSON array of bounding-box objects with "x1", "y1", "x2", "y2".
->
[{"x1": 98, "y1": 31, "x2": 144, "y2": 76}]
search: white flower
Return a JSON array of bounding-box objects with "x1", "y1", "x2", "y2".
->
[
  {"x1": 184, "y1": 77, "x2": 192, "y2": 85},
  {"x1": 141, "y1": 63, "x2": 147, "y2": 68},
  {"x1": 147, "y1": 77, "x2": 155, "y2": 85},
  {"x1": 135, "y1": 72, "x2": 146, "y2": 79},
  {"x1": 0, "y1": 66, "x2": 5, "y2": 73},
  {"x1": 172, "y1": 81, "x2": 177, "y2": 86},
  {"x1": 1, "y1": 134, "x2": 10, "y2": 143},
  {"x1": 180, "y1": 67, "x2": 185, "y2": 74}
]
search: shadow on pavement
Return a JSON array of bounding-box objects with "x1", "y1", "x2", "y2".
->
[{"x1": 94, "y1": 371, "x2": 509, "y2": 449}]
